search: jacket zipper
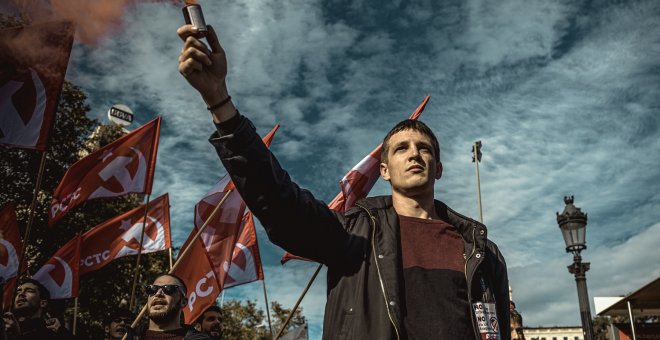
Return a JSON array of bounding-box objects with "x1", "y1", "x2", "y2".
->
[
  {"x1": 465, "y1": 226, "x2": 481, "y2": 340},
  {"x1": 448, "y1": 205, "x2": 485, "y2": 340},
  {"x1": 356, "y1": 203, "x2": 401, "y2": 340}
]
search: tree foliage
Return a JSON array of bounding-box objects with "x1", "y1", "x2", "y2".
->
[
  {"x1": 593, "y1": 315, "x2": 611, "y2": 340},
  {"x1": 593, "y1": 314, "x2": 659, "y2": 340},
  {"x1": 221, "y1": 299, "x2": 306, "y2": 340}
]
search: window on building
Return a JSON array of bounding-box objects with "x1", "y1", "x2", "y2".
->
[{"x1": 564, "y1": 337, "x2": 568, "y2": 340}]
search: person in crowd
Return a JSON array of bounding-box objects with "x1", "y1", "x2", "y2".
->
[
  {"x1": 194, "y1": 305, "x2": 222, "y2": 340},
  {"x1": 104, "y1": 309, "x2": 134, "y2": 340},
  {"x1": 2, "y1": 279, "x2": 73, "y2": 339},
  {"x1": 510, "y1": 302, "x2": 526, "y2": 340},
  {"x1": 126, "y1": 274, "x2": 209, "y2": 340}
]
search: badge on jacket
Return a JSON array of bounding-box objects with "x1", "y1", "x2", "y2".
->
[{"x1": 472, "y1": 302, "x2": 500, "y2": 340}]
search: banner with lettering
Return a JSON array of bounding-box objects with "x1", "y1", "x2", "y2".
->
[{"x1": 49, "y1": 117, "x2": 161, "y2": 225}]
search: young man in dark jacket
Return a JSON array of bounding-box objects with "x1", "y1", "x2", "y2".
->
[
  {"x1": 177, "y1": 23, "x2": 510, "y2": 340},
  {"x1": 3, "y1": 279, "x2": 73, "y2": 340}
]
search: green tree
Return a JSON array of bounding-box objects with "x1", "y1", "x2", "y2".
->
[
  {"x1": 593, "y1": 314, "x2": 660, "y2": 340},
  {"x1": 219, "y1": 299, "x2": 306, "y2": 339},
  {"x1": 270, "y1": 300, "x2": 306, "y2": 338},
  {"x1": 593, "y1": 315, "x2": 611, "y2": 340}
]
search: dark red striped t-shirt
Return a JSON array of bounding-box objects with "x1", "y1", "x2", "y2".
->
[{"x1": 399, "y1": 215, "x2": 474, "y2": 339}]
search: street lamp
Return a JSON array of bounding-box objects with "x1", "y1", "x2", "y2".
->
[{"x1": 557, "y1": 196, "x2": 594, "y2": 340}]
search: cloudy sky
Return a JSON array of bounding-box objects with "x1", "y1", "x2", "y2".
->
[{"x1": 6, "y1": 0, "x2": 660, "y2": 338}]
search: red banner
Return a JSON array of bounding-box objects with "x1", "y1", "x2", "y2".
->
[
  {"x1": 32, "y1": 233, "x2": 82, "y2": 299},
  {"x1": 193, "y1": 125, "x2": 278, "y2": 288},
  {"x1": 0, "y1": 204, "x2": 23, "y2": 310},
  {"x1": 176, "y1": 125, "x2": 279, "y2": 324},
  {"x1": 175, "y1": 228, "x2": 220, "y2": 324},
  {"x1": 281, "y1": 96, "x2": 430, "y2": 263},
  {"x1": 79, "y1": 193, "x2": 171, "y2": 275},
  {"x1": 49, "y1": 117, "x2": 161, "y2": 225},
  {"x1": 0, "y1": 21, "x2": 75, "y2": 150},
  {"x1": 224, "y1": 211, "x2": 264, "y2": 289}
]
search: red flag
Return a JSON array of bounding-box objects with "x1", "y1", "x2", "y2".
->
[
  {"x1": 79, "y1": 193, "x2": 171, "y2": 275},
  {"x1": 193, "y1": 125, "x2": 278, "y2": 287},
  {"x1": 193, "y1": 173, "x2": 247, "y2": 281},
  {"x1": 176, "y1": 229, "x2": 220, "y2": 324},
  {"x1": 32, "y1": 233, "x2": 82, "y2": 299},
  {"x1": 0, "y1": 21, "x2": 75, "y2": 150},
  {"x1": 3, "y1": 278, "x2": 18, "y2": 312},
  {"x1": 0, "y1": 204, "x2": 23, "y2": 310},
  {"x1": 281, "y1": 96, "x2": 430, "y2": 263},
  {"x1": 223, "y1": 211, "x2": 264, "y2": 289},
  {"x1": 49, "y1": 117, "x2": 161, "y2": 225},
  {"x1": 175, "y1": 125, "x2": 279, "y2": 324},
  {"x1": 0, "y1": 204, "x2": 22, "y2": 284}
]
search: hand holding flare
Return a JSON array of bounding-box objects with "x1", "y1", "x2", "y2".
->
[{"x1": 177, "y1": 4, "x2": 236, "y2": 124}]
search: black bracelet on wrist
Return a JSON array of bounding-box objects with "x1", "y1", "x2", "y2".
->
[{"x1": 207, "y1": 96, "x2": 232, "y2": 111}]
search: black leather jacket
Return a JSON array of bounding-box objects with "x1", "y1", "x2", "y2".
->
[{"x1": 210, "y1": 114, "x2": 510, "y2": 339}]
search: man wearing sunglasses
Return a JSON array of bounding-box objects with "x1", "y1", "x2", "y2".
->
[{"x1": 126, "y1": 274, "x2": 210, "y2": 340}]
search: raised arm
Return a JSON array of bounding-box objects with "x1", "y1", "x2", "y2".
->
[
  {"x1": 177, "y1": 24, "x2": 236, "y2": 124},
  {"x1": 177, "y1": 24, "x2": 349, "y2": 266}
]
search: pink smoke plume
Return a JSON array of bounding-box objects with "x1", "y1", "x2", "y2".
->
[{"x1": 9, "y1": 0, "x2": 184, "y2": 45}]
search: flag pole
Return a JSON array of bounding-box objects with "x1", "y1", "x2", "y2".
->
[
  {"x1": 275, "y1": 263, "x2": 322, "y2": 339},
  {"x1": 13, "y1": 150, "x2": 48, "y2": 306},
  {"x1": 253, "y1": 221, "x2": 273, "y2": 338},
  {"x1": 123, "y1": 189, "x2": 233, "y2": 340},
  {"x1": 168, "y1": 248, "x2": 173, "y2": 271},
  {"x1": 262, "y1": 279, "x2": 273, "y2": 339},
  {"x1": 72, "y1": 296, "x2": 79, "y2": 335},
  {"x1": 128, "y1": 194, "x2": 152, "y2": 310},
  {"x1": 472, "y1": 141, "x2": 484, "y2": 223}
]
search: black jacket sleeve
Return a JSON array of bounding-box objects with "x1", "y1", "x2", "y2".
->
[
  {"x1": 209, "y1": 114, "x2": 349, "y2": 266},
  {"x1": 487, "y1": 241, "x2": 511, "y2": 340}
]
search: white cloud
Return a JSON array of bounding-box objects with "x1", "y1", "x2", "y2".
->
[
  {"x1": 510, "y1": 222, "x2": 660, "y2": 326},
  {"x1": 463, "y1": 0, "x2": 568, "y2": 68}
]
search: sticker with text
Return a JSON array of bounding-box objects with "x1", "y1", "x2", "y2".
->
[{"x1": 472, "y1": 302, "x2": 500, "y2": 340}]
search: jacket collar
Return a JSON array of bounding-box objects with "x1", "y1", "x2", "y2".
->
[{"x1": 355, "y1": 195, "x2": 488, "y2": 245}]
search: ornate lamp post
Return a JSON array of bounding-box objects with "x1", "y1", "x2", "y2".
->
[{"x1": 557, "y1": 196, "x2": 594, "y2": 340}]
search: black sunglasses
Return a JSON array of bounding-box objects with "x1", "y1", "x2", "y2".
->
[{"x1": 144, "y1": 284, "x2": 184, "y2": 296}]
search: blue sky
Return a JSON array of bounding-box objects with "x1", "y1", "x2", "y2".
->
[{"x1": 5, "y1": 0, "x2": 660, "y2": 338}]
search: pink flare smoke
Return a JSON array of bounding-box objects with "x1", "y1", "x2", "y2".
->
[{"x1": 10, "y1": 0, "x2": 181, "y2": 45}]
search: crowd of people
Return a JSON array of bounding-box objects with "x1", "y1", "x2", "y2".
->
[
  {"x1": 0, "y1": 274, "x2": 525, "y2": 339},
  {"x1": 1, "y1": 274, "x2": 222, "y2": 340}
]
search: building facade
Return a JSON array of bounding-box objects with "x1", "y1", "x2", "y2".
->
[{"x1": 524, "y1": 326, "x2": 584, "y2": 340}]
